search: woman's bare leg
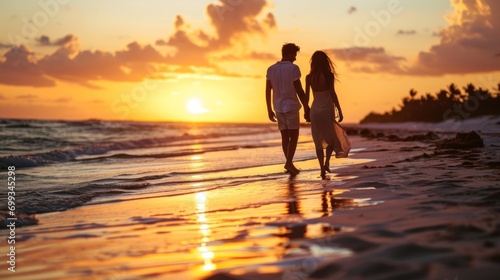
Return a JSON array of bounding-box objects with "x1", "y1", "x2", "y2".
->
[
  {"x1": 324, "y1": 145, "x2": 334, "y2": 173},
  {"x1": 316, "y1": 148, "x2": 325, "y2": 179}
]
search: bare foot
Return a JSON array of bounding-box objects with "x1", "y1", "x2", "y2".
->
[
  {"x1": 320, "y1": 170, "x2": 326, "y2": 180},
  {"x1": 284, "y1": 163, "x2": 300, "y2": 175},
  {"x1": 323, "y1": 164, "x2": 331, "y2": 173}
]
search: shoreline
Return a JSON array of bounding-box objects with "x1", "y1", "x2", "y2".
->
[{"x1": 1, "y1": 131, "x2": 499, "y2": 279}]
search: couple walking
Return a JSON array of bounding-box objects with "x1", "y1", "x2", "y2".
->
[{"x1": 265, "y1": 43, "x2": 350, "y2": 179}]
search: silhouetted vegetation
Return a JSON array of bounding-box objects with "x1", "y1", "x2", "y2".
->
[{"x1": 360, "y1": 82, "x2": 500, "y2": 123}]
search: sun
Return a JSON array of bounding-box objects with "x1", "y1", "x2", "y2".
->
[{"x1": 186, "y1": 99, "x2": 209, "y2": 114}]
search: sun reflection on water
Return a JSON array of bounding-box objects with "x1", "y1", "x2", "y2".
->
[{"x1": 195, "y1": 192, "x2": 216, "y2": 271}]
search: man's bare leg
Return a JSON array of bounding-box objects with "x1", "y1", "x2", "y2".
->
[
  {"x1": 280, "y1": 129, "x2": 289, "y2": 160},
  {"x1": 281, "y1": 129, "x2": 300, "y2": 174}
]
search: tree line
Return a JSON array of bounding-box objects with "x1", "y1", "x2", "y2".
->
[{"x1": 360, "y1": 82, "x2": 500, "y2": 123}]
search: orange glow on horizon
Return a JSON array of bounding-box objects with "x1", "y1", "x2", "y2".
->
[{"x1": 1, "y1": 1, "x2": 499, "y2": 124}]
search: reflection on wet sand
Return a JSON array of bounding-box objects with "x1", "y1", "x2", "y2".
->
[
  {"x1": 280, "y1": 181, "x2": 307, "y2": 239},
  {"x1": 195, "y1": 192, "x2": 216, "y2": 271},
  {"x1": 277, "y1": 180, "x2": 356, "y2": 277},
  {"x1": 321, "y1": 190, "x2": 356, "y2": 217},
  {"x1": 275, "y1": 180, "x2": 361, "y2": 241},
  {"x1": 277, "y1": 180, "x2": 359, "y2": 240}
]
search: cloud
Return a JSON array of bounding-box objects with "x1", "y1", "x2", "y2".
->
[
  {"x1": 329, "y1": 47, "x2": 406, "y2": 73},
  {"x1": 263, "y1": 12, "x2": 277, "y2": 28},
  {"x1": 37, "y1": 35, "x2": 50, "y2": 45},
  {"x1": 397, "y1": 30, "x2": 417, "y2": 35},
  {"x1": 348, "y1": 6, "x2": 357, "y2": 14},
  {"x1": 407, "y1": 0, "x2": 500, "y2": 75},
  {"x1": 160, "y1": 0, "x2": 276, "y2": 66},
  {"x1": 116, "y1": 42, "x2": 167, "y2": 63},
  {"x1": 206, "y1": 0, "x2": 275, "y2": 47},
  {"x1": 36, "y1": 34, "x2": 78, "y2": 47},
  {"x1": 0, "y1": 45, "x2": 56, "y2": 87},
  {"x1": 0, "y1": 37, "x2": 168, "y2": 88},
  {"x1": 0, "y1": 0, "x2": 276, "y2": 88},
  {"x1": 331, "y1": 0, "x2": 500, "y2": 76},
  {"x1": 38, "y1": 37, "x2": 168, "y2": 88},
  {"x1": 159, "y1": 19, "x2": 212, "y2": 66}
]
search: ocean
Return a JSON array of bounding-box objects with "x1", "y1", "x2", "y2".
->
[
  {"x1": 1, "y1": 117, "x2": 500, "y2": 279},
  {"x1": 1, "y1": 116, "x2": 499, "y2": 222},
  {"x1": 0, "y1": 120, "x2": 317, "y2": 219}
]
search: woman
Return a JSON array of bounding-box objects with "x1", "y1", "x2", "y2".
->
[{"x1": 305, "y1": 51, "x2": 350, "y2": 179}]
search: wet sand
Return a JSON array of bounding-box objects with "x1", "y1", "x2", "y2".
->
[{"x1": 1, "y1": 133, "x2": 500, "y2": 280}]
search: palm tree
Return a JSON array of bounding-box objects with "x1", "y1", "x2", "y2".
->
[
  {"x1": 447, "y1": 83, "x2": 462, "y2": 101},
  {"x1": 437, "y1": 89, "x2": 448, "y2": 101},
  {"x1": 359, "y1": 81, "x2": 500, "y2": 123},
  {"x1": 464, "y1": 83, "x2": 476, "y2": 98},
  {"x1": 409, "y1": 88, "x2": 417, "y2": 99}
]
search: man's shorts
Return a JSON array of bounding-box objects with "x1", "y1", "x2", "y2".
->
[{"x1": 276, "y1": 111, "x2": 300, "y2": 130}]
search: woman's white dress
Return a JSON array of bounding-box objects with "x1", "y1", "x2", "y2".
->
[{"x1": 310, "y1": 90, "x2": 351, "y2": 158}]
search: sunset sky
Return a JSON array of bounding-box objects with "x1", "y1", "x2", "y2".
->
[{"x1": 0, "y1": 0, "x2": 499, "y2": 123}]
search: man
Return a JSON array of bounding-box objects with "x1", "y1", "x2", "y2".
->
[{"x1": 266, "y1": 43, "x2": 310, "y2": 175}]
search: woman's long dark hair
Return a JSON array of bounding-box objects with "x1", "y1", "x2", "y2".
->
[{"x1": 309, "y1": 51, "x2": 338, "y2": 86}]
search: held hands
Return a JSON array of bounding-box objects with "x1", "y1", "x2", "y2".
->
[
  {"x1": 304, "y1": 107, "x2": 311, "y2": 123},
  {"x1": 268, "y1": 110, "x2": 277, "y2": 122},
  {"x1": 269, "y1": 109, "x2": 314, "y2": 123}
]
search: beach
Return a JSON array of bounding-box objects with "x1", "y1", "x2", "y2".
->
[
  {"x1": 1, "y1": 118, "x2": 500, "y2": 280},
  {"x1": 1, "y1": 0, "x2": 500, "y2": 278}
]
